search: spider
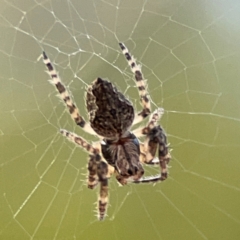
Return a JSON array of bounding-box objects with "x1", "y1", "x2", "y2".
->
[{"x1": 42, "y1": 43, "x2": 171, "y2": 220}]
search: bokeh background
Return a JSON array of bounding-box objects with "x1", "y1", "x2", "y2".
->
[{"x1": 1, "y1": 0, "x2": 240, "y2": 239}]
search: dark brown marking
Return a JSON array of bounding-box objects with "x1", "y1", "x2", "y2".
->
[
  {"x1": 63, "y1": 96, "x2": 70, "y2": 103},
  {"x1": 77, "y1": 120, "x2": 85, "y2": 128},
  {"x1": 141, "y1": 95, "x2": 149, "y2": 103},
  {"x1": 138, "y1": 86, "x2": 145, "y2": 91},
  {"x1": 76, "y1": 119, "x2": 85, "y2": 127},
  {"x1": 69, "y1": 105, "x2": 75, "y2": 114},
  {"x1": 56, "y1": 82, "x2": 66, "y2": 93},
  {"x1": 125, "y1": 53, "x2": 131, "y2": 61},
  {"x1": 46, "y1": 63, "x2": 54, "y2": 71},
  {"x1": 138, "y1": 108, "x2": 151, "y2": 118},
  {"x1": 135, "y1": 70, "x2": 143, "y2": 81},
  {"x1": 119, "y1": 43, "x2": 125, "y2": 50}
]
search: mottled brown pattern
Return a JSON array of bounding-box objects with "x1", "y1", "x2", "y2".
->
[{"x1": 86, "y1": 77, "x2": 134, "y2": 139}]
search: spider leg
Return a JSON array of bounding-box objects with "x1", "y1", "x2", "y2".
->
[
  {"x1": 132, "y1": 128, "x2": 171, "y2": 184},
  {"x1": 131, "y1": 108, "x2": 171, "y2": 183},
  {"x1": 60, "y1": 129, "x2": 99, "y2": 155},
  {"x1": 60, "y1": 129, "x2": 114, "y2": 220},
  {"x1": 88, "y1": 154, "x2": 110, "y2": 220},
  {"x1": 97, "y1": 160, "x2": 109, "y2": 220},
  {"x1": 133, "y1": 108, "x2": 164, "y2": 138},
  {"x1": 60, "y1": 129, "x2": 101, "y2": 188},
  {"x1": 119, "y1": 43, "x2": 151, "y2": 125},
  {"x1": 88, "y1": 153, "x2": 110, "y2": 220},
  {"x1": 133, "y1": 108, "x2": 164, "y2": 164},
  {"x1": 43, "y1": 52, "x2": 95, "y2": 135},
  {"x1": 115, "y1": 174, "x2": 128, "y2": 186}
]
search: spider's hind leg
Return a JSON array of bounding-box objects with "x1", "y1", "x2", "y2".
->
[{"x1": 60, "y1": 129, "x2": 114, "y2": 220}]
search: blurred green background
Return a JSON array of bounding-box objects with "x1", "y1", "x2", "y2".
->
[{"x1": 1, "y1": 0, "x2": 240, "y2": 239}]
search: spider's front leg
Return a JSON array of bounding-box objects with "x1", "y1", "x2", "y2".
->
[
  {"x1": 42, "y1": 52, "x2": 95, "y2": 135},
  {"x1": 119, "y1": 43, "x2": 151, "y2": 125}
]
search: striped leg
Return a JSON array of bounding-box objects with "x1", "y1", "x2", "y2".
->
[
  {"x1": 133, "y1": 108, "x2": 164, "y2": 138},
  {"x1": 131, "y1": 132, "x2": 171, "y2": 184},
  {"x1": 60, "y1": 129, "x2": 113, "y2": 220},
  {"x1": 131, "y1": 108, "x2": 171, "y2": 183},
  {"x1": 60, "y1": 129, "x2": 100, "y2": 188},
  {"x1": 97, "y1": 160, "x2": 109, "y2": 220},
  {"x1": 88, "y1": 154, "x2": 110, "y2": 220},
  {"x1": 133, "y1": 108, "x2": 164, "y2": 164},
  {"x1": 119, "y1": 43, "x2": 151, "y2": 124},
  {"x1": 43, "y1": 52, "x2": 95, "y2": 135}
]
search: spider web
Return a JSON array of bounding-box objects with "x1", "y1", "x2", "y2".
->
[{"x1": 1, "y1": 0, "x2": 240, "y2": 239}]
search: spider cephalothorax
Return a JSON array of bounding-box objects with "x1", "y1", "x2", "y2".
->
[{"x1": 43, "y1": 42, "x2": 171, "y2": 220}]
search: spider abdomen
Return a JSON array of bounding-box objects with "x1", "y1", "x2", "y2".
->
[{"x1": 86, "y1": 78, "x2": 134, "y2": 138}]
